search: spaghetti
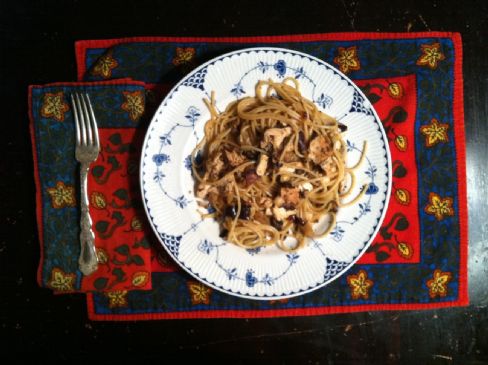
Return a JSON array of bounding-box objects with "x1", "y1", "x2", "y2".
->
[{"x1": 192, "y1": 78, "x2": 366, "y2": 251}]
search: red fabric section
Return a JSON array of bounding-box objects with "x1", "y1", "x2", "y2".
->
[
  {"x1": 452, "y1": 33, "x2": 469, "y2": 306},
  {"x1": 81, "y1": 128, "x2": 152, "y2": 292},
  {"x1": 28, "y1": 86, "x2": 45, "y2": 287},
  {"x1": 87, "y1": 294, "x2": 467, "y2": 321},
  {"x1": 356, "y1": 75, "x2": 420, "y2": 264},
  {"x1": 150, "y1": 246, "x2": 179, "y2": 272}
]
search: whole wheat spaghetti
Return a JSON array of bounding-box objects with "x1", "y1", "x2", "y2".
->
[{"x1": 192, "y1": 78, "x2": 366, "y2": 251}]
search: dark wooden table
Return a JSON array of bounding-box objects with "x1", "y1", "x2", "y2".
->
[{"x1": 1, "y1": 0, "x2": 487, "y2": 363}]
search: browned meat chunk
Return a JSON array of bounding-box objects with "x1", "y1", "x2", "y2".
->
[
  {"x1": 243, "y1": 168, "x2": 259, "y2": 186},
  {"x1": 224, "y1": 149, "x2": 246, "y2": 167},
  {"x1": 209, "y1": 152, "x2": 225, "y2": 180},
  {"x1": 280, "y1": 187, "x2": 300, "y2": 206},
  {"x1": 308, "y1": 135, "x2": 332, "y2": 165}
]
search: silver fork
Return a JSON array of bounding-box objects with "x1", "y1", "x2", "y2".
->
[{"x1": 71, "y1": 93, "x2": 100, "y2": 276}]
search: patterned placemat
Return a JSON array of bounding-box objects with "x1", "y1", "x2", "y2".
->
[{"x1": 30, "y1": 32, "x2": 467, "y2": 320}]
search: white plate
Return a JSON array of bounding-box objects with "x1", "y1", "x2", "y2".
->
[{"x1": 140, "y1": 47, "x2": 392, "y2": 300}]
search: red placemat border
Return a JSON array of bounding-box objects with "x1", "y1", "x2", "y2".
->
[{"x1": 87, "y1": 295, "x2": 466, "y2": 321}]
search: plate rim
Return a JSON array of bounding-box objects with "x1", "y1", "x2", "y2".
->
[{"x1": 139, "y1": 46, "x2": 393, "y2": 300}]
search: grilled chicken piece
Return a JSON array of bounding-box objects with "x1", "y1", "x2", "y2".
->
[
  {"x1": 258, "y1": 197, "x2": 273, "y2": 216},
  {"x1": 280, "y1": 187, "x2": 300, "y2": 206},
  {"x1": 256, "y1": 154, "x2": 269, "y2": 176},
  {"x1": 272, "y1": 206, "x2": 297, "y2": 221},
  {"x1": 259, "y1": 196, "x2": 273, "y2": 208},
  {"x1": 224, "y1": 149, "x2": 246, "y2": 167},
  {"x1": 282, "y1": 138, "x2": 301, "y2": 162},
  {"x1": 261, "y1": 127, "x2": 292, "y2": 150},
  {"x1": 320, "y1": 156, "x2": 337, "y2": 175},
  {"x1": 308, "y1": 135, "x2": 332, "y2": 165},
  {"x1": 209, "y1": 152, "x2": 225, "y2": 180},
  {"x1": 299, "y1": 182, "x2": 313, "y2": 192},
  {"x1": 221, "y1": 176, "x2": 235, "y2": 204}
]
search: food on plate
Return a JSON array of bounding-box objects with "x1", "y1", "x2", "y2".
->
[{"x1": 192, "y1": 78, "x2": 366, "y2": 251}]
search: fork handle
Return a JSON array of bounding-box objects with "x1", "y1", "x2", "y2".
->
[{"x1": 79, "y1": 163, "x2": 98, "y2": 276}]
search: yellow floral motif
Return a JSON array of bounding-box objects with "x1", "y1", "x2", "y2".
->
[
  {"x1": 96, "y1": 248, "x2": 109, "y2": 265},
  {"x1": 121, "y1": 90, "x2": 145, "y2": 121},
  {"x1": 90, "y1": 191, "x2": 107, "y2": 210},
  {"x1": 48, "y1": 268, "x2": 76, "y2": 291},
  {"x1": 172, "y1": 47, "x2": 196, "y2": 66},
  {"x1": 131, "y1": 271, "x2": 150, "y2": 288},
  {"x1": 426, "y1": 269, "x2": 452, "y2": 298},
  {"x1": 40, "y1": 92, "x2": 70, "y2": 122},
  {"x1": 397, "y1": 241, "x2": 413, "y2": 259},
  {"x1": 420, "y1": 118, "x2": 449, "y2": 147},
  {"x1": 130, "y1": 216, "x2": 143, "y2": 231},
  {"x1": 105, "y1": 290, "x2": 128, "y2": 308},
  {"x1": 46, "y1": 181, "x2": 76, "y2": 209},
  {"x1": 91, "y1": 51, "x2": 118, "y2": 78},
  {"x1": 333, "y1": 46, "x2": 361, "y2": 74},
  {"x1": 187, "y1": 280, "x2": 212, "y2": 305},
  {"x1": 425, "y1": 192, "x2": 454, "y2": 221},
  {"x1": 394, "y1": 135, "x2": 408, "y2": 152},
  {"x1": 395, "y1": 188, "x2": 411, "y2": 206},
  {"x1": 387, "y1": 82, "x2": 404, "y2": 99},
  {"x1": 416, "y1": 43, "x2": 446, "y2": 69},
  {"x1": 347, "y1": 269, "x2": 373, "y2": 300}
]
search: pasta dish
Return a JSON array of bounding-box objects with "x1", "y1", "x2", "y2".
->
[{"x1": 192, "y1": 78, "x2": 365, "y2": 251}]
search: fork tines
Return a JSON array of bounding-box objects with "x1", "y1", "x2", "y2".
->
[{"x1": 71, "y1": 93, "x2": 100, "y2": 150}]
